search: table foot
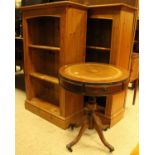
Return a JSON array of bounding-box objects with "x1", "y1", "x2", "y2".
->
[
  {"x1": 109, "y1": 147, "x2": 115, "y2": 152},
  {"x1": 66, "y1": 120, "x2": 88, "y2": 152},
  {"x1": 66, "y1": 144, "x2": 73, "y2": 152},
  {"x1": 93, "y1": 113, "x2": 114, "y2": 152}
]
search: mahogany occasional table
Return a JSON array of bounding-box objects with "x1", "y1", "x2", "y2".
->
[{"x1": 59, "y1": 63, "x2": 129, "y2": 152}]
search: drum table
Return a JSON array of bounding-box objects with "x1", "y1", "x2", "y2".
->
[{"x1": 59, "y1": 63, "x2": 129, "y2": 152}]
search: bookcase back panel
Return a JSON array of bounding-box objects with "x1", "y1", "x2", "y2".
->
[
  {"x1": 31, "y1": 78, "x2": 59, "y2": 105},
  {"x1": 28, "y1": 16, "x2": 60, "y2": 47},
  {"x1": 86, "y1": 50, "x2": 110, "y2": 63},
  {"x1": 84, "y1": 96, "x2": 106, "y2": 114},
  {"x1": 87, "y1": 19, "x2": 112, "y2": 48},
  {"x1": 30, "y1": 48, "x2": 59, "y2": 77}
]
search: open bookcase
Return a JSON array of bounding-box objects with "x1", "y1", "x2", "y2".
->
[
  {"x1": 85, "y1": 4, "x2": 137, "y2": 126},
  {"x1": 26, "y1": 16, "x2": 60, "y2": 116},
  {"x1": 22, "y1": 2, "x2": 87, "y2": 129}
]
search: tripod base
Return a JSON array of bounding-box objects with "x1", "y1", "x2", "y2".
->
[{"x1": 66, "y1": 100, "x2": 114, "y2": 152}]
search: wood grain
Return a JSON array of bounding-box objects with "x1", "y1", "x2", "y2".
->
[{"x1": 22, "y1": 2, "x2": 87, "y2": 129}]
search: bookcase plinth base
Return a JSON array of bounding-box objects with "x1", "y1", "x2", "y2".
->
[{"x1": 25, "y1": 99, "x2": 84, "y2": 129}]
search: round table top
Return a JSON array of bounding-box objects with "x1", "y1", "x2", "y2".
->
[{"x1": 59, "y1": 63, "x2": 129, "y2": 84}]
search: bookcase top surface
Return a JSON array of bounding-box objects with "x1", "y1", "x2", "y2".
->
[
  {"x1": 18, "y1": 1, "x2": 137, "y2": 11},
  {"x1": 88, "y1": 3, "x2": 137, "y2": 10},
  {"x1": 19, "y1": 1, "x2": 87, "y2": 11}
]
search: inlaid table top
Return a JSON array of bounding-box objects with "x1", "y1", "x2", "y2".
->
[{"x1": 59, "y1": 63, "x2": 129, "y2": 84}]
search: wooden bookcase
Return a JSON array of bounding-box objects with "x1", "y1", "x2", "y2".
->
[
  {"x1": 21, "y1": 2, "x2": 87, "y2": 129},
  {"x1": 86, "y1": 4, "x2": 137, "y2": 126},
  {"x1": 20, "y1": 1, "x2": 138, "y2": 129}
]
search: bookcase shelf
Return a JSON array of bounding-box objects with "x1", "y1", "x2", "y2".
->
[
  {"x1": 29, "y1": 44, "x2": 60, "y2": 51},
  {"x1": 30, "y1": 72, "x2": 59, "y2": 84},
  {"x1": 87, "y1": 45, "x2": 111, "y2": 51}
]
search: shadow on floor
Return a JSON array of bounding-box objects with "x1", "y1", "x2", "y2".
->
[{"x1": 15, "y1": 71, "x2": 25, "y2": 91}]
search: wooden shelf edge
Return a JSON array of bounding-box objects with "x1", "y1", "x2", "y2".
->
[
  {"x1": 87, "y1": 45, "x2": 111, "y2": 51},
  {"x1": 88, "y1": 16, "x2": 113, "y2": 20},
  {"x1": 30, "y1": 72, "x2": 59, "y2": 84},
  {"x1": 29, "y1": 44, "x2": 60, "y2": 51}
]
